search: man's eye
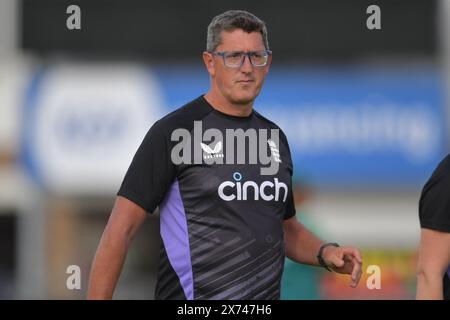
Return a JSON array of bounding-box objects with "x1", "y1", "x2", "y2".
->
[{"x1": 228, "y1": 52, "x2": 242, "y2": 58}]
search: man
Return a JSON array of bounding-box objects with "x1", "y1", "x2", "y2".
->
[
  {"x1": 416, "y1": 154, "x2": 450, "y2": 300},
  {"x1": 88, "y1": 10, "x2": 362, "y2": 300}
]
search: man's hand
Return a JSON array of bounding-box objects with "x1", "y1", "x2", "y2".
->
[
  {"x1": 283, "y1": 217, "x2": 364, "y2": 288},
  {"x1": 321, "y1": 246, "x2": 363, "y2": 288}
]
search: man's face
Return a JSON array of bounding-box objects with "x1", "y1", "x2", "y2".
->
[{"x1": 204, "y1": 29, "x2": 271, "y2": 105}]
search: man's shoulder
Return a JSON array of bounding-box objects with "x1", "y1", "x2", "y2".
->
[
  {"x1": 419, "y1": 154, "x2": 450, "y2": 230},
  {"x1": 424, "y1": 154, "x2": 450, "y2": 190},
  {"x1": 152, "y1": 95, "x2": 213, "y2": 132},
  {"x1": 436, "y1": 154, "x2": 450, "y2": 175},
  {"x1": 254, "y1": 110, "x2": 289, "y2": 140}
]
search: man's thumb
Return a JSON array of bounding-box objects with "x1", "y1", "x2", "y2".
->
[{"x1": 331, "y1": 257, "x2": 344, "y2": 268}]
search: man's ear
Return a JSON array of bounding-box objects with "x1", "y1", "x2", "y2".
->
[{"x1": 203, "y1": 51, "x2": 215, "y2": 77}]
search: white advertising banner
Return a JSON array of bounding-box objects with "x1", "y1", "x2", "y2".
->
[{"x1": 22, "y1": 63, "x2": 164, "y2": 195}]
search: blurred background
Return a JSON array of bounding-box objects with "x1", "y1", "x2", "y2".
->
[{"x1": 0, "y1": 0, "x2": 448, "y2": 299}]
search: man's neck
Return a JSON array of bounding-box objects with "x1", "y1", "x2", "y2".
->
[{"x1": 204, "y1": 91, "x2": 253, "y2": 117}]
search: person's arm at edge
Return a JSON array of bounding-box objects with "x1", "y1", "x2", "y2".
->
[
  {"x1": 87, "y1": 196, "x2": 148, "y2": 299},
  {"x1": 416, "y1": 228, "x2": 450, "y2": 300}
]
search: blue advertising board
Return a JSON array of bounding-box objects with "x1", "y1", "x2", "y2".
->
[
  {"x1": 21, "y1": 64, "x2": 447, "y2": 191},
  {"x1": 153, "y1": 65, "x2": 448, "y2": 189}
]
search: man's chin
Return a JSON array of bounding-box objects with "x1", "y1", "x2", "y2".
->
[{"x1": 231, "y1": 92, "x2": 258, "y2": 105}]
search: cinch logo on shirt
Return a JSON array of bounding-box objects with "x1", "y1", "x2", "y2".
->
[{"x1": 218, "y1": 172, "x2": 288, "y2": 202}]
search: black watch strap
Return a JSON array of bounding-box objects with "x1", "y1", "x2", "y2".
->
[{"x1": 317, "y1": 242, "x2": 340, "y2": 272}]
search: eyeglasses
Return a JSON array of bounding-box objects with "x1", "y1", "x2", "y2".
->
[{"x1": 210, "y1": 50, "x2": 272, "y2": 68}]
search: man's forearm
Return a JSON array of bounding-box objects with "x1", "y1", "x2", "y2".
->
[
  {"x1": 416, "y1": 271, "x2": 444, "y2": 300},
  {"x1": 284, "y1": 220, "x2": 323, "y2": 266},
  {"x1": 87, "y1": 229, "x2": 130, "y2": 299}
]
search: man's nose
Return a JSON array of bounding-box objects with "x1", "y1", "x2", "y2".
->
[{"x1": 240, "y1": 54, "x2": 253, "y2": 73}]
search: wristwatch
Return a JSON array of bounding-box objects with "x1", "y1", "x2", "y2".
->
[{"x1": 317, "y1": 242, "x2": 340, "y2": 272}]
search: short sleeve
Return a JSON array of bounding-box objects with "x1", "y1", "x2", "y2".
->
[
  {"x1": 284, "y1": 181, "x2": 297, "y2": 220},
  {"x1": 117, "y1": 120, "x2": 176, "y2": 214},
  {"x1": 280, "y1": 129, "x2": 296, "y2": 220},
  {"x1": 419, "y1": 155, "x2": 450, "y2": 233}
]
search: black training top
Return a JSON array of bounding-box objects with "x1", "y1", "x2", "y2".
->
[
  {"x1": 118, "y1": 95, "x2": 296, "y2": 300},
  {"x1": 419, "y1": 154, "x2": 450, "y2": 300}
]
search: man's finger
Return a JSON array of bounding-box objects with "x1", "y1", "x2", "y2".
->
[
  {"x1": 342, "y1": 247, "x2": 363, "y2": 263},
  {"x1": 351, "y1": 270, "x2": 362, "y2": 288},
  {"x1": 350, "y1": 258, "x2": 362, "y2": 287},
  {"x1": 331, "y1": 255, "x2": 345, "y2": 268},
  {"x1": 353, "y1": 249, "x2": 363, "y2": 264}
]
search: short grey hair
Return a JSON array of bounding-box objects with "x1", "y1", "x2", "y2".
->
[{"x1": 206, "y1": 10, "x2": 269, "y2": 52}]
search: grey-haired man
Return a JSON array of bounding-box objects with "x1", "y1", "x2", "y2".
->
[{"x1": 88, "y1": 10, "x2": 362, "y2": 300}]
